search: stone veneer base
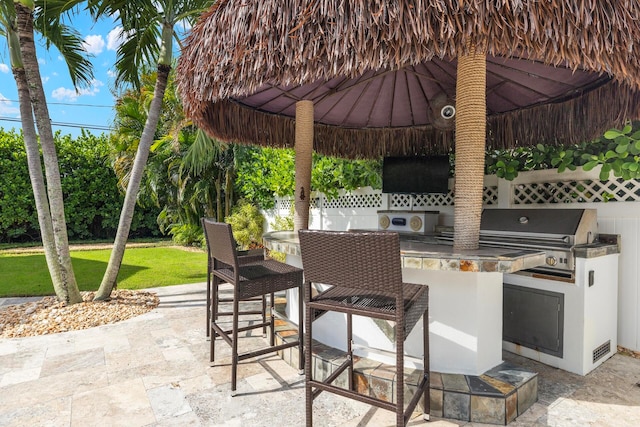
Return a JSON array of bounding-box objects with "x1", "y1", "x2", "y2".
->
[{"x1": 272, "y1": 317, "x2": 538, "y2": 425}]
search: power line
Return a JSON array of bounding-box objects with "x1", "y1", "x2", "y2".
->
[
  {"x1": 0, "y1": 116, "x2": 112, "y2": 131},
  {"x1": 0, "y1": 99, "x2": 114, "y2": 108}
]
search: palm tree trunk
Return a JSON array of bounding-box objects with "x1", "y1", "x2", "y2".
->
[
  {"x1": 215, "y1": 172, "x2": 222, "y2": 222},
  {"x1": 453, "y1": 46, "x2": 487, "y2": 251},
  {"x1": 15, "y1": 2, "x2": 82, "y2": 304},
  {"x1": 12, "y1": 65, "x2": 66, "y2": 297},
  {"x1": 94, "y1": 65, "x2": 171, "y2": 301},
  {"x1": 224, "y1": 167, "x2": 234, "y2": 218}
]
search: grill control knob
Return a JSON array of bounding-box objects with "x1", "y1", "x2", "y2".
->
[
  {"x1": 379, "y1": 215, "x2": 390, "y2": 229},
  {"x1": 546, "y1": 256, "x2": 558, "y2": 266}
]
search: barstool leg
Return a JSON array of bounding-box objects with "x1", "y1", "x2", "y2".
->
[
  {"x1": 298, "y1": 285, "x2": 304, "y2": 373},
  {"x1": 396, "y1": 318, "x2": 405, "y2": 427},
  {"x1": 231, "y1": 292, "x2": 240, "y2": 396},
  {"x1": 206, "y1": 258, "x2": 211, "y2": 338},
  {"x1": 305, "y1": 295, "x2": 314, "y2": 427},
  {"x1": 423, "y1": 310, "x2": 430, "y2": 420},
  {"x1": 347, "y1": 313, "x2": 354, "y2": 392},
  {"x1": 210, "y1": 276, "x2": 220, "y2": 363},
  {"x1": 269, "y1": 292, "x2": 275, "y2": 345},
  {"x1": 263, "y1": 294, "x2": 268, "y2": 338}
]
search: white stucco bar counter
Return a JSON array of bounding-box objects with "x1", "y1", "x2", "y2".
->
[{"x1": 263, "y1": 231, "x2": 546, "y2": 375}]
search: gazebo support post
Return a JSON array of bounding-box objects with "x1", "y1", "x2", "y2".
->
[
  {"x1": 453, "y1": 46, "x2": 487, "y2": 251},
  {"x1": 294, "y1": 100, "x2": 314, "y2": 232}
]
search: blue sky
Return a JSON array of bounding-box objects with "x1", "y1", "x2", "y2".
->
[{"x1": 0, "y1": 13, "x2": 125, "y2": 138}]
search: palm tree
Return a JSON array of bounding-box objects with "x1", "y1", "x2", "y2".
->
[
  {"x1": 109, "y1": 67, "x2": 227, "y2": 241},
  {"x1": 89, "y1": 0, "x2": 214, "y2": 300},
  {"x1": 4, "y1": 0, "x2": 92, "y2": 304}
]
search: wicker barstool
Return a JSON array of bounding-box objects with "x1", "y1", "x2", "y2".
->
[
  {"x1": 202, "y1": 219, "x2": 264, "y2": 339},
  {"x1": 298, "y1": 230, "x2": 430, "y2": 427},
  {"x1": 202, "y1": 219, "x2": 304, "y2": 395}
]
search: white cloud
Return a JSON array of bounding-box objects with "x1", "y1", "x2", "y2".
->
[
  {"x1": 0, "y1": 93, "x2": 20, "y2": 116},
  {"x1": 83, "y1": 34, "x2": 105, "y2": 55},
  {"x1": 51, "y1": 87, "x2": 78, "y2": 101},
  {"x1": 107, "y1": 27, "x2": 125, "y2": 51},
  {"x1": 41, "y1": 76, "x2": 50, "y2": 84},
  {"x1": 51, "y1": 79, "x2": 105, "y2": 101},
  {"x1": 38, "y1": 57, "x2": 46, "y2": 65},
  {"x1": 107, "y1": 69, "x2": 117, "y2": 78},
  {"x1": 0, "y1": 63, "x2": 9, "y2": 73}
]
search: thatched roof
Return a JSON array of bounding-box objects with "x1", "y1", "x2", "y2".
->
[{"x1": 176, "y1": 0, "x2": 640, "y2": 158}]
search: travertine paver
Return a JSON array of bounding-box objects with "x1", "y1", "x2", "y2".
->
[{"x1": 0, "y1": 282, "x2": 640, "y2": 426}]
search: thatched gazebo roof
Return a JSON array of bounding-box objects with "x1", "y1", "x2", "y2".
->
[{"x1": 177, "y1": 0, "x2": 640, "y2": 159}]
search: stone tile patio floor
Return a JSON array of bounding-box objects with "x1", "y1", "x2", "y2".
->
[{"x1": 2, "y1": 282, "x2": 640, "y2": 426}]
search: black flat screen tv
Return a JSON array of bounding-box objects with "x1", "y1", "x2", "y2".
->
[{"x1": 382, "y1": 155, "x2": 450, "y2": 194}]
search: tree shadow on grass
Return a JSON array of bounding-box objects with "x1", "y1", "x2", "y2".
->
[{"x1": 0, "y1": 254, "x2": 146, "y2": 297}]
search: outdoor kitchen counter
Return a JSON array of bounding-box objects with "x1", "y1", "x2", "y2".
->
[
  {"x1": 263, "y1": 229, "x2": 549, "y2": 376},
  {"x1": 262, "y1": 230, "x2": 547, "y2": 273}
]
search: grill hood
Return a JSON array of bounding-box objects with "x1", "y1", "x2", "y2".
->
[{"x1": 480, "y1": 208, "x2": 598, "y2": 246}]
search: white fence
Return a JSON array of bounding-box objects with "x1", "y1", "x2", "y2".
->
[{"x1": 263, "y1": 166, "x2": 640, "y2": 353}]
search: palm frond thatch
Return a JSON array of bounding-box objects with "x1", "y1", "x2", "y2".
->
[
  {"x1": 195, "y1": 80, "x2": 640, "y2": 159},
  {"x1": 176, "y1": 0, "x2": 640, "y2": 157}
]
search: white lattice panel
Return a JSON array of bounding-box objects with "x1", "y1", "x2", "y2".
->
[
  {"x1": 390, "y1": 187, "x2": 498, "y2": 208},
  {"x1": 277, "y1": 199, "x2": 292, "y2": 210},
  {"x1": 513, "y1": 179, "x2": 640, "y2": 204},
  {"x1": 276, "y1": 198, "x2": 319, "y2": 209},
  {"x1": 324, "y1": 193, "x2": 382, "y2": 209},
  {"x1": 483, "y1": 186, "x2": 499, "y2": 204}
]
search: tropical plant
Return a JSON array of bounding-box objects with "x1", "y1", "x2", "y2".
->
[
  {"x1": 270, "y1": 209, "x2": 294, "y2": 232},
  {"x1": 484, "y1": 121, "x2": 640, "y2": 182},
  {"x1": 89, "y1": 0, "x2": 215, "y2": 301},
  {"x1": 3, "y1": 0, "x2": 93, "y2": 304},
  {"x1": 109, "y1": 67, "x2": 235, "y2": 245},
  {"x1": 234, "y1": 147, "x2": 382, "y2": 208},
  {"x1": 582, "y1": 121, "x2": 640, "y2": 180},
  {"x1": 225, "y1": 201, "x2": 265, "y2": 250}
]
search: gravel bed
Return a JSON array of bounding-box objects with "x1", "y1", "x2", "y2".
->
[{"x1": 0, "y1": 289, "x2": 159, "y2": 338}]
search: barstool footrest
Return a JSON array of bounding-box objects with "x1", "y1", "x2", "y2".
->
[
  {"x1": 309, "y1": 380, "x2": 396, "y2": 412},
  {"x1": 238, "y1": 340, "x2": 299, "y2": 361}
]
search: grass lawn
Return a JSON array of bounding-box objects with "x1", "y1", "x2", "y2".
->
[{"x1": 0, "y1": 246, "x2": 207, "y2": 297}]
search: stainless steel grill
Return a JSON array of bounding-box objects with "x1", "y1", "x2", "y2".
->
[
  {"x1": 479, "y1": 208, "x2": 597, "y2": 273},
  {"x1": 476, "y1": 208, "x2": 619, "y2": 376}
]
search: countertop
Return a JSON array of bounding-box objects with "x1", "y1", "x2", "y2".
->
[
  {"x1": 263, "y1": 230, "x2": 620, "y2": 273},
  {"x1": 262, "y1": 230, "x2": 546, "y2": 273}
]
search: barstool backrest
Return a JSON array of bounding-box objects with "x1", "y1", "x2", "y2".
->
[
  {"x1": 298, "y1": 230, "x2": 404, "y2": 296},
  {"x1": 201, "y1": 219, "x2": 238, "y2": 270}
]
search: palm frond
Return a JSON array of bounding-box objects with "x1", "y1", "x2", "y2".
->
[
  {"x1": 35, "y1": 17, "x2": 94, "y2": 88},
  {"x1": 114, "y1": 20, "x2": 162, "y2": 88},
  {"x1": 181, "y1": 129, "x2": 224, "y2": 176}
]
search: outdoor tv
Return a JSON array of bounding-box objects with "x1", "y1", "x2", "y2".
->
[{"x1": 382, "y1": 155, "x2": 450, "y2": 194}]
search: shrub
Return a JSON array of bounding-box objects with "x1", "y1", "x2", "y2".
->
[
  {"x1": 225, "y1": 201, "x2": 264, "y2": 249},
  {"x1": 0, "y1": 129, "x2": 160, "y2": 243}
]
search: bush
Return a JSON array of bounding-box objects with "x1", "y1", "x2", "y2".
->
[
  {"x1": 225, "y1": 201, "x2": 264, "y2": 249},
  {"x1": 168, "y1": 223, "x2": 205, "y2": 247},
  {"x1": 0, "y1": 129, "x2": 160, "y2": 243},
  {"x1": 0, "y1": 130, "x2": 38, "y2": 242}
]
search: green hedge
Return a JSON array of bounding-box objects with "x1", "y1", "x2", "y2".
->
[{"x1": 0, "y1": 128, "x2": 160, "y2": 243}]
